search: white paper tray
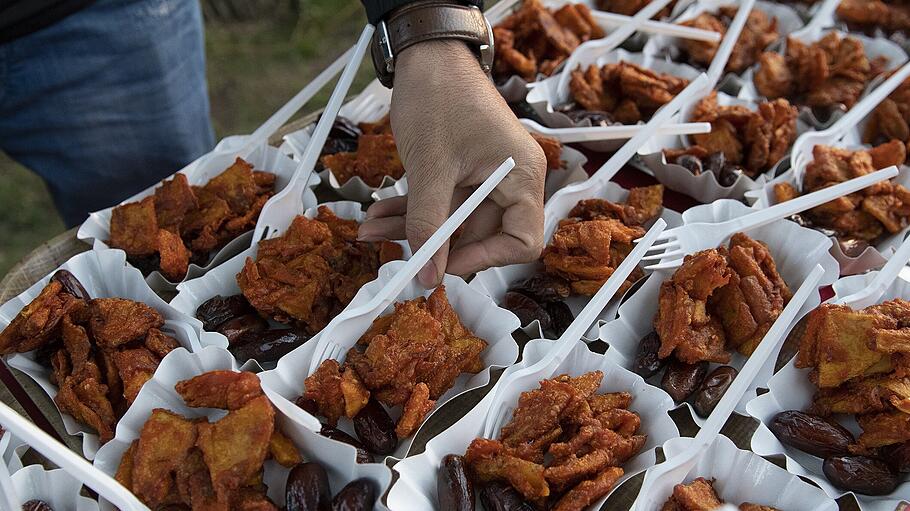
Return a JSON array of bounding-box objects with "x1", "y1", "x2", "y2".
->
[{"x1": 11, "y1": 464, "x2": 100, "y2": 511}]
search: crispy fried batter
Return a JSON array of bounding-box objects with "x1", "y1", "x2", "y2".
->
[
  {"x1": 466, "y1": 438, "x2": 550, "y2": 502},
  {"x1": 130, "y1": 409, "x2": 198, "y2": 507},
  {"x1": 144, "y1": 328, "x2": 180, "y2": 359},
  {"x1": 110, "y1": 196, "x2": 160, "y2": 257},
  {"x1": 154, "y1": 173, "x2": 198, "y2": 234},
  {"x1": 89, "y1": 298, "x2": 164, "y2": 349},
  {"x1": 568, "y1": 62, "x2": 689, "y2": 122},
  {"x1": 268, "y1": 429, "x2": 302, "y2": 468},
  {"x1": 176, "y1": 370, "x2": 263, "y2": 411},
  {"x1": 321, "y1": 133, "x2": 404, "y2": 187},
  {"x1": 531, "y1": 133, "x2": 564, "y2": 171},
  {"x1": 0, "y1": 280, "x2": 82, "y2": 355},
  {"x1": 396, "y1": 382, "x2": 435, "y2": 438},
  {"x1": 681, "y1": 8, "x2": 777, "y2": 73},
  {"x1": 158, "y1": 228, "x2": 191, "y2": 282},
  {"x1": 662, "y1": 478, "x2": 723, "y2": 511},
  {"x1": 113, "y1": 347, "x2": 159, "y2": 404},
  {"x1": 856, "y1": 410, "x2": 910, "y2": 448}
]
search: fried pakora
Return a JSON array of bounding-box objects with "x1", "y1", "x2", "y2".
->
[
  {"x1": 109, "y1": 158, "x2": 277, "y2": 281},
  {"x1": 660, "y1": 478, "x2": 781, "y2": 511},
  {"x1": 0, "y1": 271, "x2": 180, "y2": 443},
  {"x1": 493, "y1": 0, "x2": 605, "y2": 82},
  {"x1": 237, "y1": 206, "x2": 403, "y2": 335},
  {"x1": 837, "y1": 0, "x2": 910, "y2": 37},
  {"x1": 679, "y1": 7, "x2": 778, "y2": 73},
  {"x1": 864, "y1": 74, "x2": 910, "y2": 164},
  {"x1": 594, "y1": 0, "x2": 675, "y2": 17},
  {"x1": 117, "y1": 370, "x2": 298, "y2": 510},
  {"x1": 665, "y1": 92, "x2": 798, "y2": 179},
  {"x1": 461, "y1": 371, "x2": 646, "y2": 509},
  {"x1": 774, "y1": 142, "x2": 910, "y2": 245},
  {"x1": 754, "y1": 33, "x2": 889, "y2": 110},
  {"x1": 301, "y1": 286, "x2": 487, "y2": 449},
  {"x1": 654, "y1": 232, "x2": 791, "y2": 369},
  {"x1": 567, "y1": 62, "x2": 690, "y2": 123}
]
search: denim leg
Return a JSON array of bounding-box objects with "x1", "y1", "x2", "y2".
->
[{"x1": 0, "y1": 0, "x2": 215, "y2": 227}]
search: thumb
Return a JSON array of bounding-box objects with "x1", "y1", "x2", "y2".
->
[{"x1": 406, "y1": 171, "x2": 455, "y2": 288}]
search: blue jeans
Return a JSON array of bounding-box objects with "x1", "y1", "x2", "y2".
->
[{"x1": 0, "y1": 0, "x2": 215, "y2": 227}]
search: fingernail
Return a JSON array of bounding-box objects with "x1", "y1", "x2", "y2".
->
[{"x1": 418, "y1": 261, "x2": 437, "y2": 288}]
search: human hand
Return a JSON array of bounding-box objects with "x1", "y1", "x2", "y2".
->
[{"x1": 357, "y1": 40, "x2": 548, "y2": 287}]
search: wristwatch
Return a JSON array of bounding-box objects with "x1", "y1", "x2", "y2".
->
[{"x1": 371, "y1": 0, "x2": 495, "y2": 88}]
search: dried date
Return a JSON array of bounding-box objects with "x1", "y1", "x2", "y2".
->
[
  {"x1": 195, "y1": 294, "x2": 255, "y2": 331},
  {"x1": 881, "y1": 441, "x2": 910, "y2": 473},
  {"x1": 478, "y1": 482, "x2": 534, "y2": 511},
  {"x1": 51, "y1": 270, "x2": 89, "y2": 301},
  {"x1": 296, "y1": 397, "x2": 320, "y2": 415},
  {"x1": 438, "y1": 454, "x2": 474, "y2": 511},
  {"x1": 22, "y1": 501, "x2": 53, "y2": 511},
  {"x1": 353, "y1": 398, "x2": 398, "y2": 455},
  {"x1": 823, "y1": 456, "x2": 899, "y2": 495},
  {"x1": 286, "y1": 462, "x2": 332, "y2": 511},
  {"x1": 676, "y1": 155, "x2": 703, "y2": 176},
  {"x1": 230, "y1": 328, "x2": 307, "y2": 364},
  {"x1": 216, "y1": 314, "x2": 268, "y2": 345},
  {"x1": 332, "y1": 479, "x2": 376, "y2": 511},
  {"x1": 632, "y1": 331, "x2": 665, "y2": 379},
  {"x1": 502, "y1": 292, "x2": 551, "y2": 330},
  {"x1": 543, "y1": 301, "x2": 574, "y2": 337},
  {"x1": 509, "y1": 274, "x2": 570, "y2": 303},
  {"x1": 660, "y1": 359, "x2": 709, "y2": 402},
  {"x1": 704, "y1": 152, "x2": 726, "y2": 177},
  {"x1": 693, "y1": 366, "x2": 738, "y2": 417},
  {"x1": 320, "y1": 425, "x2": 374, "y2": 464},
  {"x1": 769, "y1": 410, "x2": 854, "y2": 459}
]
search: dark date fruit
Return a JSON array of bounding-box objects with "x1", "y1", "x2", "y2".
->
[
  {"x1": 881, "y1": 441, "x2": 910, "y2": 473},
  {"x1": 676, "y1": 155, "x2": 703, "y2": 176},
  {"x1": 320, "y1": 425, "x2": 375, "y2": 464},
  {"x1": 838, "y1": 238, "x2": 869, "y2": 258},
  {"x1": 823, "y1": 456, "x2": 899, "y2": 495},
  {"x1": 562, "y1": 109, "x2": 614, "y2": 126},
  {"x1": 230, "y1": 329, "x2": 308, "y2": 364},
  {"x1": 127, "y1": 254, "x2": 161, "y2": 276},
  {"x1": 704, "y1": 152, "x2": 726, "y2": 177},
  {"x1": 216, "y1": 314, "x2": 268, "y2": 345},
  {"x1": 543, "y1": 300, "x2": 574, "y2": 337},
  {"x1": 328, "y1": 117, "x2": 362, "y2": 141},
  {"x1": 769, "y1": 410, "x2": 855, "y2": 459},
  {"x1": 51, "y1": 269, "x2": 89, "y2": 301},
  {"x1": 296, "y1": 397, "x2": 320, "y2": 416},
  {"x1": 332, "y1": 479, "x2": 376, "y2": 511},
  {"x1": 660, "y1": 359, "x2": 709, "y2": 402},
  {"x1": 22, "y1": 501, "x2": 53, "y2": 511},
  {"x1": 479, "y1": 482, "x2": 534, "y2": 511},
  {"x1": 509, "y1": 274, "x2": 571, "y2": 303},
  {"x1": 353, "y1": 398, "x2": 398, "y2": 455},
  {"x1": 502, "y1": 291, "x2": 551, "y2": 330},
  {"x1": 322, "y1": 137, "x2": 359, "y2": 156},
  {"x1": 632, "y1": 331, "x2": 665, "y2": 379},
  {"x1": 438, "y1": 454, "x2": 475, "y2": 511},
  {"x1": 718, "y1": 165, "x2": 744, "y2": 187},
  {"x1": 195, "y1": 294, "x2": 255, "y2": 331},
  {"x1": 693, "y1": 366, "x2": 737, "y2": 417},
  {"x1": 286, "y1": 462, "x2": 332, "y2": 511}
]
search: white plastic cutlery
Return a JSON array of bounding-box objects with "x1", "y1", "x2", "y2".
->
[
  {"x1": 641, "y1": 166, "x2": 900, "y2": 270},
  {"x1": 632, "y1": 264, "x2": 826, "y2": 511},
  {"x1": 306, "y1": 157, "x2": 516, "y2": 374},
  {"x1": 481, "y1": 218, "x2": 667, "y2": 439},
  {"x1": 705, "y1": 0, "x2": 756, "y2": 88},
  {"x1": 834, "y1": 235, "x2": 910, "y2": 309},
  {"x1": 590, "y1": 11, "x2": 721, "y2": 42},
  {"x1": 519, "y1": 118, "x2": 711, "y2": 142},
  {"x1": 0, "y1": 401, "x2": 149, "y2": 511},
  {"x1": 253, "y1": 24, "x2": 374, "y2": 242}
]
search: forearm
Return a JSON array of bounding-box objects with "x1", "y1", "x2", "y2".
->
[{"x1": 360, "y1": 0, "x2": 484, "y2": 24}]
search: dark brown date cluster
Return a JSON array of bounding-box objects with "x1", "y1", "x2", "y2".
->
[
  {"x1": 22, "y1": 501, "x2": 53, "y2": 511},
  {"x1": 674, "y1": 151, "x2": 745, "y2": 187},
  {"x1": 195, "y1": 295, "x2": 308, "y2": 365},
  {"x1": 296, "y1": 396, "x2": 392, "y2": 461},
  {"x1": 437, "y1": 454, "x2": 532, "y2": 511},
  {"x1": 501, "y1": 274, "x2": 575, "y2": 337},
  {"x1": 633, "y1": 331, "x2": 738, "y2": 417},
  {"x1": 286, "y1": 462, "x2": 376, "y2": 511},
  {"x1": 770, "y1": 410, "x2": 907, "y2": 495}
]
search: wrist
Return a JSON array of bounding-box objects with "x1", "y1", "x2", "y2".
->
[{"x1": 395, "y1": 39, "x2": 485, "y2": 88}]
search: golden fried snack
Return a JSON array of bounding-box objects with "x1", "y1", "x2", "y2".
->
[
  {"x1": 321, "y1": 132, "x2": 405, "y2": 187},
  {"x1": 595, "y1": 0, "x2": 674, "y2": 17},
  {"x1": 0, "y1": 280, "x2": 82, "y2": 355},
  {"x1": 303, "y1": 359, "x2": 348, "y2": 426},
  {"x1": 837, "y1": 0, "x2": 910, "y2": 35},
  {"x1": 661, "y1": 478, "x2": 723, "y2": 511},
  {"x1": 89, "y1": 298, "x2": 164, "y2": 349},
  {"x1": 154, "y1": 173, "x2": 198, "y2": 234},
  {"x1": 144, "y1": 328, "x2": 180, "y2": 359},
  {"x1": 811, "y1": 374, "x2": 910, "y2": 415},
  {"x1": 856, "y1": 410, "x2": 910, "y2": 449},
  {"x1": 131, "y1": 409, "x2": 198, "y2": 507},
  {"x1": 176, "y1": 370, "x2": 263, "y2": 411},
  {"x1": 268, "y1": 429, "x2": 302, "y2": 468},
  {"x1": 396, "y1": 382, "x2": 435, "y2": 439},
  {"x1": 569, "y1": 62, "x2": 689, "y2": 122},
  {"x1": 110, "y1": 196, "x2": 159, "y2": 257},
  {"x1": 531, "y1": 133, "x2": 564, "y2": 171},
  {"x1": 467, "y1": 438, "x2": 551, "y2": 502},
  {"x1": 157, "y1": 228, "x2": 190, "y2": 282},
  {"x1": 681, "y1": 8, "x2": 778, "y2": 73},
  {"x1": 113, "y1": 347, "x2": 159, "y2": 403}
]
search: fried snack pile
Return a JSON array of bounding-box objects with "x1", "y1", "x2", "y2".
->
[
  {"x1": 837, "y1": 0, "x2": 910, "y2": 36},
  {"x1": 115, "y1": 371, "x2": 302, "y2": 510},
  {"x1": 463, "y1": 370, "x2": 646, "y2": 510},
  {"x1": 661, "y1": 478, "x2": 781, "y2": 511},
  {"x1": 109, "y1": 158, "x2": 275, "y2": 281},
  {"x1": 319, "y1": 115, "x2": 405, "y2": 187},
  {"x1": 568, "y1": 62, "x2": 690, "y2": 123},
  {"x1": 864, "y1": 75, "x2": 910, "y2": 159},
  {"x1": 679, "y1": 7, "x2": 778, "y2": 73},
  {"x1": 796, "y1": 299, "x2": 910, "y2": 441},
  {"x1": 542, "y1": 185, "x2": 664, "y2": 297},
  {"x1": 493, "y1": 0, "x2": 605, "y2": 82},
  {"x1": 237, "y1": 206, "x2": 403, "y2": 336},
  {"x1": 0, "y1": 271, "x2": 179, "y2": 443},
  {"x1": 665, "y1": 92, "x2": 798, "y2": 180},
  {"x1": 304, "y1": 286, "x2": 487, "y2": 441},
  {"x1": 773, "y1": 141, "x2": 910, "y2": 246},
  {"x1": 655, "y1": 232, "x2": 792, "y2": 363},
  {"x1": 595, "y1": 0, "x2": 675, "y2": 17},
  {"x1": 754, "y1": 33, "x2": 889, "y2": 110}
]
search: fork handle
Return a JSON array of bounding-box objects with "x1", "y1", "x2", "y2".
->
[
  {"x1": 724, "y1": 166, "x2": 899, "y2": 234},
  {"x1": 826, "y1": 61, "x2": 910, "y2": 141},
  {"x1": 836, "y1": 235, "x2": 910, "y2": 307},
  {"x1": 706, "y1": 0, "x2": 755, "y2": 89}
]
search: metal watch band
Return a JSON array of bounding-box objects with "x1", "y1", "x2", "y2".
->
[{"x1": 371, "y1": 1, "x2": 493, "y2": 88}]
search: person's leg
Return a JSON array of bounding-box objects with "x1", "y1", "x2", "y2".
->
[{"x1": 0, "y1": 0, "x2": 215, "y2": 227}]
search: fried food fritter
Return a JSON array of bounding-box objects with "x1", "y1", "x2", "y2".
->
[
  {"x1": 176, "y1": 370, "x2": 264, "y2": 411},
  {"x1": 837, "y1": 0, "x2": 910, "y2": 36},
  {"x1": 595, "y1": 0, "x2": 674, "y2": 17},
  {"x1": 131, "y1": 409, "x2": 198, "y2": 507},
  {"x1": 680, "y1": 8, "x2": 778, "y2": 73},
  {"x1": 109, "y1": 158, "x2": 277, "y2": 281},
  {"x1": 89, "y1": 298, "x2": 164, "y2": 349},
  {"x1": 0, "y1": 280, "x2": 82, "y2": 355},
  {"x1": 463, "y1": 371, "x2": 644, "y2": 509},
  {"x1": 568, "y1": 62, "x2": 689, "y2": 123},
  {"x1": 321, "y1": 129, "x2": 405, "y2": 187}
]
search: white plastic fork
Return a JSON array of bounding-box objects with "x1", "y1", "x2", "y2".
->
[
  {"x1": 704, "y1": 0, "x2": 756, "y2": 88},
  {"x1": 481, "y1": 218, "x2": 667, "y2": 440},
  {"x1": 590, "y1": 11, "x2": 721, "y2": 42},
  {"x1": 0, "y1": 401, "x2": 149, "y2": 511},
  {"x1": 253, "y1": 24, "x2": 375, "y2": 242},
  {"x1": 834, "y1": 235, "x2": 910, "y2": 308},
  {"x1": 306, "y1": 157, "x2": 516, "y2": 374},
  {"x1": 556, "y1": 0, "x2": 674, "y2": 95},
  {"x1": 641, "y1": 166, "x2": 900, "y2": 270},
  {"x1": 632, "y1": 264, "x2": 826, "y2": 511},
  {"x1": 791, "y1": 0, "x2": 840, "y2": 40},
  {"x1": 519, "y1": 118, "x2": 711, "y2": 142},
  {"x1": 790, "y1": 61, "x2": 910, "y2": 182}
]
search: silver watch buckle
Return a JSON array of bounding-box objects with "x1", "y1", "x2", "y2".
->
[{"x1": 377, "y1": 20, "x2": 395, "y2": 73}]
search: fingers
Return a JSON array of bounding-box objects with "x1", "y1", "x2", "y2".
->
[
  {"x1": 357, "y1": 215, "x2": 406, "y2": 241},
  {"x1": 364, "y1": 196, "x2": 407, "y2": 220},
  {"x1": 406, "y1": 173, "x2": 456, "y2": 288}
]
